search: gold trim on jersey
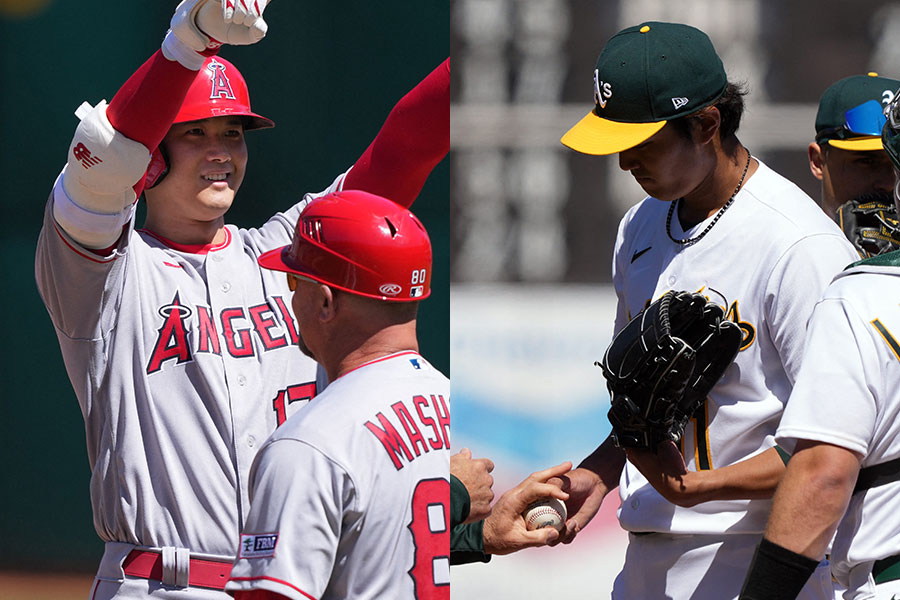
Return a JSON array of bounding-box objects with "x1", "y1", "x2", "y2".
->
[
  {"x1": 680, "y1": 400, "x2": 714, "y2": 470},
  {"x1": 872, "y1": 318, "x2": 900, "y2": 361}
]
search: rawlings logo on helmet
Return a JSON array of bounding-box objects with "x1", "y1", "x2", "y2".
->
[{"x1": 379, "y1": 284, "x2": 403, "y2": 296}]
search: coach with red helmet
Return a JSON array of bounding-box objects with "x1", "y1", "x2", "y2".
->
[
  {"x1": 226, "y1": 191, "x2": 449, "y2": 599},
  {"x1": 33, "y1": 1, "x2": 448, "y2": 598}
]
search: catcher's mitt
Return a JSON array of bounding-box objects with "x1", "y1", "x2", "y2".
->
[
  {"x1": 598, "y1": 291, "x2": 743, "y2": 451},
  {"x1": 837, "y1": 195, "x2": 900, "y2": 258}
]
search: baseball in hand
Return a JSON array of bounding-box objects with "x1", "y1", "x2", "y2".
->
[{"x1": 522, "y1": 497, "x2": 567, "y2": 532}]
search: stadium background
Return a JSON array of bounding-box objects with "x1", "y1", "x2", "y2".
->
[
  {"x1": 0, "y1": 1, "x2": 447, "y2": 596},
  {"x1": 450, "y1": 0, "x2": 900, "y2": 597},
  {"x1": 4, "y1": 0, "x2": 900, "y2": 597}
]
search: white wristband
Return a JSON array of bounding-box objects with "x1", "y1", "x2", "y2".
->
[{"x1": 161, "y1": 30, "x2": 205, "y2": 71}]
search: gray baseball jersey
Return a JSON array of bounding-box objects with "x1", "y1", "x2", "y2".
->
[
  {"x1": 226, "y1": 351, "x2": 451, "y2": 600},
  {"x1": 35, "y1": 171, "x2": 343, "y2": 560}
]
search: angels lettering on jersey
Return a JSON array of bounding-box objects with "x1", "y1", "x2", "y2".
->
[{"x1": 147, "y1": 291, "x2": 300, "y2": 374}]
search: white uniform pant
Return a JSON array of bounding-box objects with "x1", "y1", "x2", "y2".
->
[
  {"x1": 88, "y1": 542, "x2": 232, "y2": 600},
  {"x1": 612, "y1": 532, "x2": 833, "y2": 600},
  {"x1": 838, "y1": 560, "x2": 900, "y2": 600}
]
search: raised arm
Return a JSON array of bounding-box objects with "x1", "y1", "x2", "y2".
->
[
  {"x1": 554, "y1": 435, "x2": 626, "y2": 544},
  {"x1": 343, "y1": 58, "x2": 450, "y2": 209},
  {"x1": 53, "y1": 0, "x2": 270, "y2": 250}
]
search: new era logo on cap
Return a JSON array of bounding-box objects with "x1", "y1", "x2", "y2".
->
[{"x1": 672, "y1": 97, "x2": 689, "y2": 109}]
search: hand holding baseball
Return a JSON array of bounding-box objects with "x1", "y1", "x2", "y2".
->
[
  {"x1": 482, "y1": 461, "x2": 572, "y2": 555},
  {"x1": 451, "y1": 448, "x2": 495, "y2": 524}
]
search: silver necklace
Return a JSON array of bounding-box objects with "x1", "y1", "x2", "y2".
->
[{"x1": 666, "y1": 151, "x2": 752, "y2": 247}]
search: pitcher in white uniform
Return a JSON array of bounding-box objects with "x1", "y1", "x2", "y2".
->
[
  {"x1": 739, "y1": 91, "x2": 900, "y2": 600},
  {"x1": 225, "y1": 191, "x2": 449, "y2": 600},
  {"x1": 34, "y1": 1, "x2": 448, "y2": 597},
  {"x1": 555, "y1": 21, "x2": 858, "y2": 599}
]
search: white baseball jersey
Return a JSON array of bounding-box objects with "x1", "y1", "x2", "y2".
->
[
  {"x1": 777, "y1": 261, "x2": 900, "y2": 593},
  {"x1": 226, "y1": 351, "x2": 451, "y2": 600},
  {"x1": 612, "y1": 159, "x2": 858, "y2": 536},
  {"x1": 35, "y1": 171, "x2": 343, "y2": 563}
]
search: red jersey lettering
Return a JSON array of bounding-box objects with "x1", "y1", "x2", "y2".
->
[
  {"x1": 147, "y1": 293, "x2": 193, "y2": 374},
  {"x1": 365, "y1": 412, "x2": 415, "y2": 470},
  {"x1": 221, "y1": 307, "x2": 254, "y2": 357}
]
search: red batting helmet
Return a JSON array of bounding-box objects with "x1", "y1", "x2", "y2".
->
[
  {"x1": 145, "y1": 56, "x2": 273, "y2": 188},
  {"x1": 174, "y1": 56, "x2": 274, "y2": 130},
  {"x1": 258, "y1": 190, "x2": 433, "y2": 302}
]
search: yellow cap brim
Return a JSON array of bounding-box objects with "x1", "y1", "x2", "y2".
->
[
  {"x1": 561, "y1": 111, "x2": 667, "y2": 155},
  {"x1": 828, "y1": 136, "x2": 884, "y2": 151}
]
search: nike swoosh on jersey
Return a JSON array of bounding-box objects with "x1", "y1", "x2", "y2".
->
[{"x1": 631, "y1": 246, "x2": 652, "y2": 263}]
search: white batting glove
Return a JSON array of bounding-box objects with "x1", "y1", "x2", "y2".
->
[
  {"x1": 223, "y1": 0, "x2": 270, "y2": 27},
  {"x1": 162, "y1": 0, "x2": 271, "y2": 70}
]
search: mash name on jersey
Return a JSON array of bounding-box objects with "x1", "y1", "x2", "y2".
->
[{"x1": 364, "y1": 392, "x2": 450, "y2": 471}]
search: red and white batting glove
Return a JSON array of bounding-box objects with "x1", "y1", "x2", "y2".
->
[
  {"x1": 162, "y1": 0, "x2": 271, "y2": 70},
  {"x1": 223, "y1": 0, "x2": 270, "y2": 27}
]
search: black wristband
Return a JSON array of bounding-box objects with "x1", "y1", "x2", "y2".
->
[{"x1": 739, "y1": 538, "x2": 820, "y2": 600}]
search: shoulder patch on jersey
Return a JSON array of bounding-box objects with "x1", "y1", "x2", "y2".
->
[{"x1": 239, "y1": 533, "x2": 279, "y2": 559}]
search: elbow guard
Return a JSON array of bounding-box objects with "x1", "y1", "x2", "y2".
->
[
  {"x1": 62, "y1": 100, "x2": 150, "y2": 212},
  {"x1": 56, "y1": 100, "x2": 151, "y2": 248}
]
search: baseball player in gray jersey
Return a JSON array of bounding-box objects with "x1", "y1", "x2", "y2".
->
[
  {"x1": 226, "y1": 190, "x2": 449, "y2": 600},
  {"x1": 739, "y1": 91, "x2": 900, "y2": 600},
  {"x1": 808, "y1": 73, "x2": 900, "y2": 257},
  {"x1": 34, "y1": 1, "x2": 448, "y2": 597},
  {"x1": 555, "y1": 22, "x2": 858, "y2": 599}
]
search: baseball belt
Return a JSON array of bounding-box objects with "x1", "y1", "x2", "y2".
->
[
  {"x1": 122, "y1": 549, "x2": 231, "y2": 590},
  {"x1": 853, "y1": 456, "x2": 900, "y2": 493},
  {"x1": 848, "y1": 458, "x2": 900, "y2": 585},
  {"x1": 873, "y1": 554, "x2": 900, "y2": 585}
]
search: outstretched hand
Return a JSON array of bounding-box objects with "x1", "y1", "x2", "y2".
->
[
  {"x1": 550, "y1": 466, "x2": 608, "y2": 544},
  {"x1": 482, "y1": 461, "x2": 572, "y2": 555}
]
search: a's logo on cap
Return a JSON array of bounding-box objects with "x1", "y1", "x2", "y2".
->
[
  {"x1": 593, "y1": 69, "x2": 613, "y2": 109},
  {"x1": 207, "y1": 60, "x2": 237, "y2": 100},
  {"x1": 672, "y1": 97, "x2": 689, "y2": 110},
  {"x1": 380, "y1": 283, "x2": 402, "y2": 296}
]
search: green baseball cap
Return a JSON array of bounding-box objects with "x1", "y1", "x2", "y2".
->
[
  {"x1": 561, "y1": 22, "x2": 727, "y2": 156},
  {"x1": 815, "y1": 73, "x2": 900, "y2": 151}
]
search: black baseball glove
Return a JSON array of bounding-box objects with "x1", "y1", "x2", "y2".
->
[
  {"x1": 837, "y1": 195, "x2": 900, "y2": 258},
  {"x1": 598, "y1": 291, "x2": 743, "y2": 451}
]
